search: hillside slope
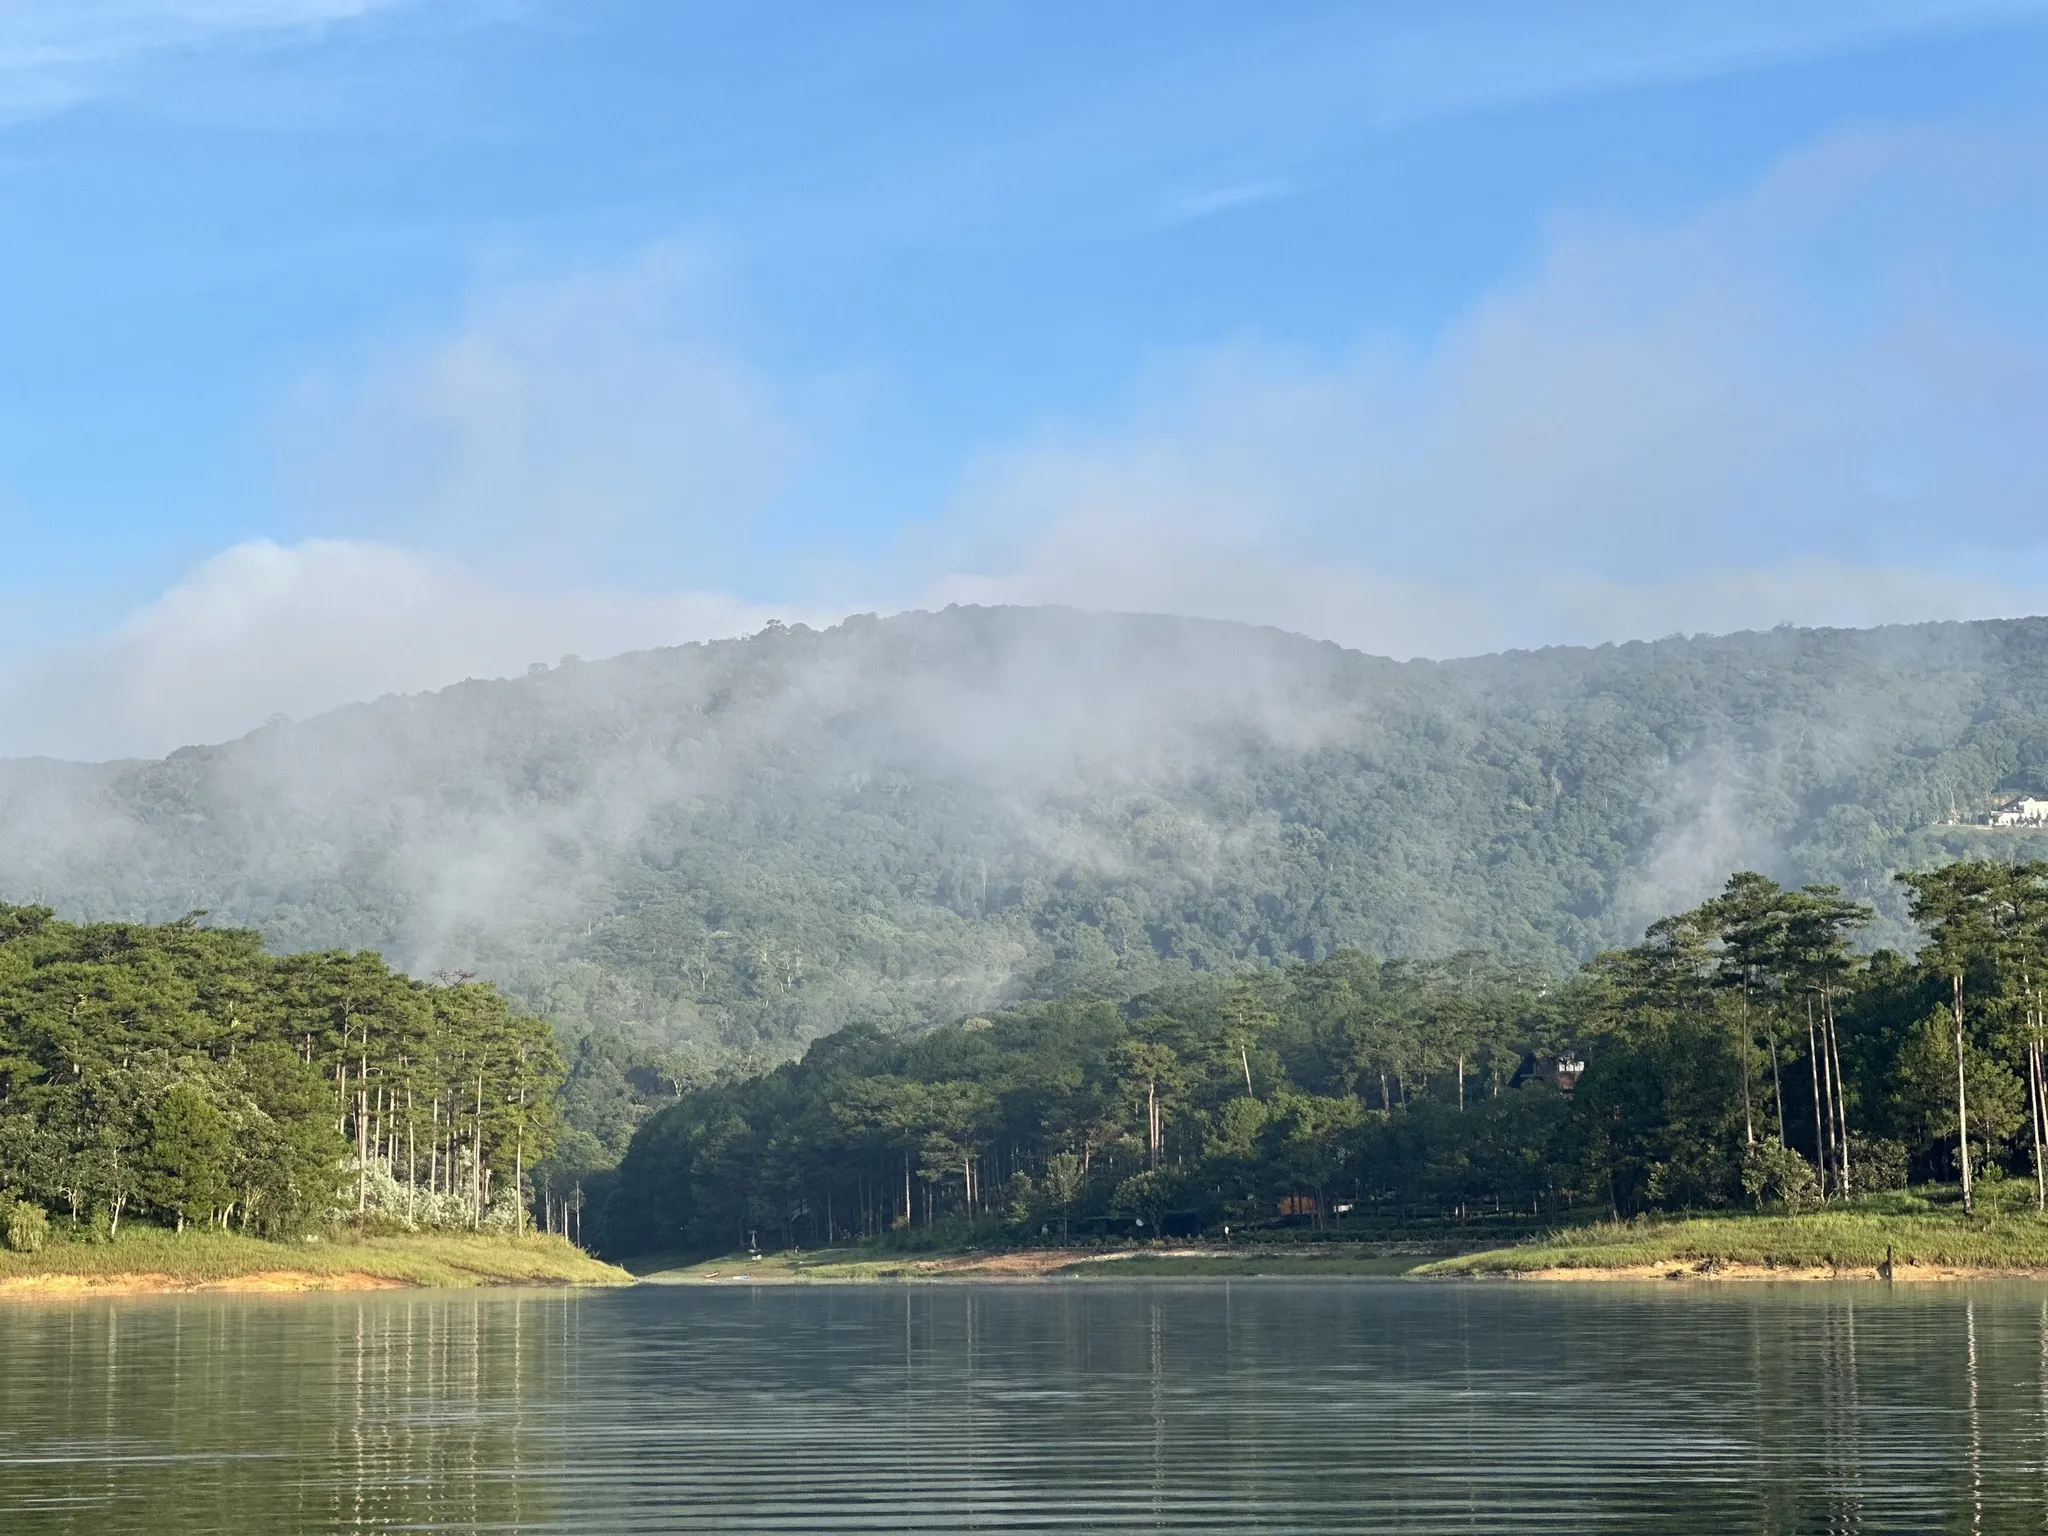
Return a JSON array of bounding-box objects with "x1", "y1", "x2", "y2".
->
[{"x1": 3, "y1": 605, "x2": 2045, "y2": 1052}]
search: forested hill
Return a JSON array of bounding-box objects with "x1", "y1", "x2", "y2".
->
[{"x1": 3, "y1": 605, "x2": 2047, "y2": 1056}]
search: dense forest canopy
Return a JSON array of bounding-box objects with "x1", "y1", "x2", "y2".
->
[
  {"x1": 591, "y1": 863, "x2": 2048, "y2": 1261},
  {"x1": 8, "y1": 606, "x2": 2048, "y2": 1060},
  {"x1": 0, "y1": 905, "x2": 561, "y2": 1239},
  {"x1": 9, "y1": 858, "x2": 2048, "y2": 1260}
]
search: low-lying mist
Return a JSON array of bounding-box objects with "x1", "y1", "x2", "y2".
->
[{"x1": 1, "y1": 604, "x2": 2041, "y2": 1055}]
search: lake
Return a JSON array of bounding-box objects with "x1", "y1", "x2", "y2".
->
[{"x1": 1, "y1": 1279, "x2": 2043, "y2": 1531}]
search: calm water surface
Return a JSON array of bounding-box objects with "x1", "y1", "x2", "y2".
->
[{"x1": 1, "y1": 1280, "x2": 2045, "y2": 1532}]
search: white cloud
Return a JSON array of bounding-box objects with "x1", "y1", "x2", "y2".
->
[
  {"x1": 0, "y1": 245, "x2": 816, "y2": 761},
  {"x1": 289, "y1": 244, "x2": 800, "y2": 584},
  {"x1": 0, "y1": 539, "x2": 797, "y2": 760},
  {"x1": 11, "y1": 125, "x2": 2048, "y2": 760},
  {"x1": 908, "y1": 127, "x2": 2048, "y2": 654},
  {"x1": 929, "y1": 543, "x2": 2042, "y2": 661}
]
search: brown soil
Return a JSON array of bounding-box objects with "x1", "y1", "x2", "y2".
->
[
  {"x1": 682, "y1": 1248, "x2": 1218, "y2": 1284},
  {"x1": 0, "y1": 1270, "x2": 409, "y2": 1299},
  {"x1": 869, "y1": 1248, "x2": 1230, "y2": 1278},
  {"x1": 925, "y1": 1248, "x2": 1118, "y2": 1276}
]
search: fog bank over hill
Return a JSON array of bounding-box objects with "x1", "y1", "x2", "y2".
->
[{"x1": 2, "y1": 605, "x2": 2043, "y2": 1055}]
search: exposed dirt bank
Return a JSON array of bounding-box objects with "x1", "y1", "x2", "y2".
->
[
  {"x1": 0, "y1": 1232, "x2": 633, "y2": 1297},
  {"x1": 643, "y1": 1244, "x2": 1438, "y2": 1284}
]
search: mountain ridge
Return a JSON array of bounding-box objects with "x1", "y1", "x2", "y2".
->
[{"x1": 3, "y1": 604, "x2": 2044, "y2": 1055}]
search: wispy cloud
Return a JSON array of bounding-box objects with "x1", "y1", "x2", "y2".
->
[
  {"x1": 902, "y1": 124, "x2": 2048, "y2": 654},
  {"x1": 0, "y1": 0, "x2": 422, "y2": 119},
  {"x1": 0, "y1": 539, "x2": 800, "y2": 760},
  {"x1": 756, "y1": 2, "x2": 2048, "y2": 262},
  {"x1": 1155, "y1": 179, "x2": 1291, "y2": 228},
  {"x1": 284, "y1": 243, "x2": 801, "y2": 586},
  {"x1": 9, "y1": 120, "x2": 2048, "y2": 757},
  {"x1": 1341, "y1": 0, "x2": 2048, "y2": 128}
]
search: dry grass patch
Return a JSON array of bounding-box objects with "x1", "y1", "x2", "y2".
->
[
  {"x1": 640, "y1": 1243, "x2": 1441, "y2": 1283},
  {"x1": 1419, "y1": 1208, "x2": 2048, "y2": 1280},
  {"x1": 0, "y1": 1228, "x2": 632, "y2": 1294}
]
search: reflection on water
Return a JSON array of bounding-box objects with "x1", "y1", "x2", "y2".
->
[
  {"x1": 0, "y1": 1293, "x2": 579, "y2": 1532},
  {"x1": 4, "y1": 1281, "x2": 2048, "y2": 1531}
]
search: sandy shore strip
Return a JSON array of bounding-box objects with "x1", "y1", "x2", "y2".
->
[
  {"x1": 0, "y1": 1270, "x2": 412, "y2": 1298},
  {"x1": 666, "y1": 1248, "x2": 1112, "y2": 1283},
  {"x1": 1501, "y1": 1260, "x2": 2048, "y2": 1282},
  {"x1": 648, "y1": 1245, "x2": 1438, "y2": 1283}
]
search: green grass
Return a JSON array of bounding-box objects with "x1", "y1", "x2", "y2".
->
[
  {"x1": 1418, "y1": 1192, "x2": 2048, "y2": 1278},
  {"x1": 635, "y1": 1241, "x2": 1446, "y2": 1283},
  {"x1": 633, "y1": 1197, "x2": 2048, "y2": 1285},
  {"x1": 1067, "y1": 1250, "x2": 1429, "y2": 1278},
  {"x1": 0, "y1": 1226, "x2": 633, "y2": 1290},
  {"x1": 631, "y1": 1248, "x2": 962, "y2": 1283}
]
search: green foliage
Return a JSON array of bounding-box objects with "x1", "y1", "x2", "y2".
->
[
  {"x1": 1854, "y1": 1136, "x2": 1910, "y2": 1192},
  {"x1": 1742, "y1": 1142, "x2": 1820, "y2": 1212},
  {"x1": 594, "y1": 950, "x2": 1594, "y2": 1258},
  {"x1": 16, "y1": 609, "x2": 2048, "y2": 1061},
  {"x1": 594, "y1": 861, "x2": 2048, "y2": 1260},
  {"x1": 4, "y1": 1199, "x2": 47, "y2": 1253},
  {"x1": 0, "y1": 907, "x2": 564, "y2": 1238},
  {"x1": 142, "y1": 1082, "x2": 230, "y2": 1230}
]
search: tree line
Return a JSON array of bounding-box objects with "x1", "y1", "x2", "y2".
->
[
  {"x1": 23, "y1": 609, "x2": 2048, "y2": 1067},
  {"x1": 0, "y1": 905, "x2": 562, "y2": 1240},
  {"x1": 590, "y1": 861, "x2": 2048, "y2": 1259}
]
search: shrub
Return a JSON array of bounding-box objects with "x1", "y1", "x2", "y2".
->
[
  {"x1": 5, "y1": 1200, "x2": 49, "y2": 1254},
  {"x1": 1853, "y1": 1137, "x2": 1910, "y2": 1193},
  {"x1": 325, "y1": 1159, "x2": 531, "y2": 1234},
  {"x1": 1742, "y1": 1142, "x2": 1820, "y2": 1212}
]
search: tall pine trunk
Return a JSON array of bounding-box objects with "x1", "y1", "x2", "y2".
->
[
  {"x1": 1953, "y1": 971, "x2": 1974, "y2": 1214},
  {"x1": 1767, "y1": 1026, "x2": 1786, "y2": 1147},
  {"x1": 1818, "y1": 999, "x2": 1835, "y2": 1204},
  {"x1": 514, "y1": 1082, "x2": 526, "y2": 1236},
  {"x1": 2027, "y1": 1027, "x2": 2045, "y2": 1213},
  {"x1": 1738, "y1": 990, "x2": 1756, "y2": 1147},
  {"x1": 1147, "y1": 1078, "x2": 1160, "y2": 1169},
  {"x1": 1825, "y1": 984, "x2": 1851, "y2": 1196}
]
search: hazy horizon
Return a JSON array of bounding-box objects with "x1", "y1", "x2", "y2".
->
[
  {"x1": 12, "y1": 597, "x2": 2048, "y2": 767},
  {"x1": 5, "y1": 4, "x2": 2048, "y2": 759}
]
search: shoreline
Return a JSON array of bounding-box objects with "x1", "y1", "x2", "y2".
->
[
  {"x1": 1416, "y1": 1204, "x2": 2048, "y2": 1282},
  {"x1": 1484, "y1": 1261, "x2": 2048, "y2": 1283},
  {"x1": 0, "y1": 1269, "x2": 414, "y2": 1297},
  {"x1": 0, "y1": 1231, "x2": 634, "y2": 1299},
  {"x1": 643, "y1": 1250, "x2": 2048, "y2": 1287},
  {"x1": 636, "y1": 1243, "x2": 1451, "y2": 1284},
  {"x1": 634, "y1": 1206, "x2": 2048, "y2": 1287}
]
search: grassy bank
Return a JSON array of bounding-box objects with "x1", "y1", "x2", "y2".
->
[
  {"x1": 1419, "y1": 1195, "x2": 2048, "y2": 1280},
  {"x1": 634, "y1": 1241, "x2": 1447, "y2": 1283},
  {"x1": 633, "y1": 1194, "x2": 2048, "y2": 1285},
  {"x1": 0, "y1": 1228, "x2": 633, "y2": 1295}
]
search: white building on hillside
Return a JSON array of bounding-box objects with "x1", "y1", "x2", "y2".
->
[{"x1": 1986, "y1": 796, "x2": 2048, "y2": 826}]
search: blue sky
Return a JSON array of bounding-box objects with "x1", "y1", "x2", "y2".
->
[{"x1": 4, "y1": 1, "x2": 2048, "y2": 756}]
